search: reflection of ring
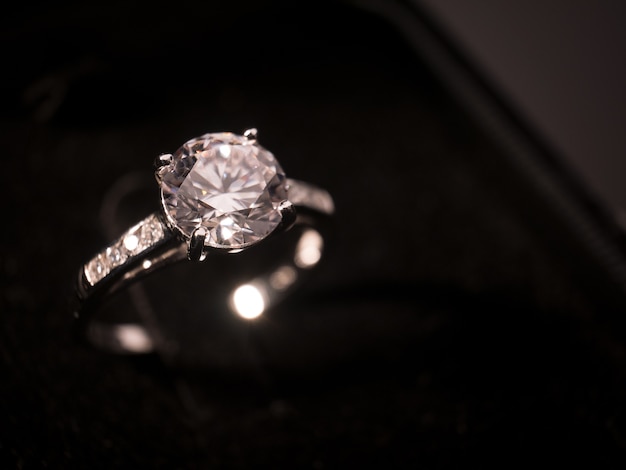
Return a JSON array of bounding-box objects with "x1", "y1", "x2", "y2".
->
[{"x1": 75, "y1": 129, "x2": 334, "y2": 354}]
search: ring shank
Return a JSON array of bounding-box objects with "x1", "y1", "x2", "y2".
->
[{"x1": 74, "y1": 179, "x2": 333, "y2": 355}]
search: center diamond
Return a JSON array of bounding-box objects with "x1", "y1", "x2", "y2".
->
[{"x1": 159, "y1": 132, "x2": 288, "y2": 249}]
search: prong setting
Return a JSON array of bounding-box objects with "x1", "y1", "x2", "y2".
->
[
  {"x1": 243, "y1": 128, "x2": 258, "y2": 142},
  {"x1": 278, "y1": 200, "x2": 297, "y2": 232},
  {"x1": 188, "y1": 226, "x2": 208, "y2": 261},
  {"x1": 154, "y1": 153, "x2": 172, "y2": 169},
  {"x1": 154, "y1": 153, "x2": 173, "y2": 183}
]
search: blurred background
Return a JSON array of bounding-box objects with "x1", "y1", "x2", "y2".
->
[
  {"x1": 420, "y1": 0, "x2": 626, "y2": 215},
  {"x1": 2, "y1": 0, "x2": 626, "y2": 467}
]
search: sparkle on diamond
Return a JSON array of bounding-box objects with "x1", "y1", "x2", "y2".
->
[{"x1": 160, "y1": 132, "x2": 287, "y2": 249}]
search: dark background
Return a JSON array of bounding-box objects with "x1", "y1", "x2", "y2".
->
[{"x1": 2, "y1": 0, "x2": 626, "y2": 467}]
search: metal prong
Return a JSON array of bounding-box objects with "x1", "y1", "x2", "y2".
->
[
  {"x1": 243, "y1": 128, "x2": 258, "y2": 141},
  {"x1": 188, "y1": 226, "x2": 208, "y2": 261},
  {"x1": 154, "y1": 153, "x2": 172, "y2": 169},
  {"x1": 154, "y1": 154, "x2": 172, "y2": 183},
  {"x1": 278, "y1": 200, "x2": 297, "y2": 232}
]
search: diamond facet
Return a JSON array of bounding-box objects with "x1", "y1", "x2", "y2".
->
[{"x1": 159, "y1": 132, "x2": 288, "y2": 249}]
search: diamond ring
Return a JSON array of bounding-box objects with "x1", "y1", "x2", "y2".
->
[{"x1": 75, "y1": 129, "x2": 334, "y2": 354}]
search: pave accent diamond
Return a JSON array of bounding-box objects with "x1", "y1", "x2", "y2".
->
[
  {"x1": 84, "y1": 214, "x2": 166, "y2": 286},
  {"x1": 159, "y1": 132, "x2": 287, "y2": 249}
]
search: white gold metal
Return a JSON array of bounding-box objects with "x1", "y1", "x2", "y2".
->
[
  {"x1": 154, "y1": 153, "x2": 172, "y2": 170},
  {"x1": 187, "y1": 226, "x2": 208, "y2": 262},
  {"x1": 277, "y1": 200, "x2": 297, "y2": 232},
  {"x1": 75, "y1": 129, "x2": 334, "y2": 355},
  {"x1": 243, "y1": 127, "x2": 258, "y2": 141}
]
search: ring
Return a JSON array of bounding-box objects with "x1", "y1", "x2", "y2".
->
[{"x1": 74, "y1": 129, "x2": 334, "y2": 354}]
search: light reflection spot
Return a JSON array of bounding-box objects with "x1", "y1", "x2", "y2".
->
[
  {"x1": 270, "y1": 265, "x2": 297, "y2": 291},
  {"x1": 232, "y1": 284, "x2": 265, "y2": 319},
  {"x1": 219, "y1": 144, "x2": 232, "y2": 158},
  {"x1": 114, "y1": 324, "x2": 153, "y2": 353},
  {"x1": 294, "y1": 229, "x2": 323, "y2": 268},
  {"x1": 217, "y1": 217, "x2": 235, "y2": 241},
  {"x1": 123, "y1": 234, "x2": 139, "y2": 251}
]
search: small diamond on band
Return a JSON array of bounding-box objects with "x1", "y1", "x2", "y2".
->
[{"x1": 83, "y1": 213, "x2": 167, "y2": 286}]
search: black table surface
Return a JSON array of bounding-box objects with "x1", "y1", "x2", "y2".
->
[{"x1": 2, "y1": 1, "x2": 626, "y2": 468}]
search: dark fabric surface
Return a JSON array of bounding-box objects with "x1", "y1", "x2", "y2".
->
[{"x1": 2, "y1": 1, "x2": 626, "y2": 467}]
